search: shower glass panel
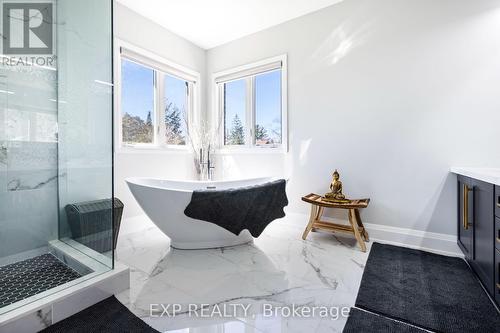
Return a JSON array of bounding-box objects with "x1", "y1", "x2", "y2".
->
[
  {"x1": 57, "y1": 0, "x2": 114, "y2": 267},
  {"x1": 0, "y1": 0, "x2": 113, "y2": 315}
]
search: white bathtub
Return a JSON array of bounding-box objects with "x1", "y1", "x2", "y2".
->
[{"x1": 126, "y1": 177, "x2": 279, "y2": 249}]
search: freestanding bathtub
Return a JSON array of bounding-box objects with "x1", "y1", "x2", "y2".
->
[{"x1": 126, "y1": 177, "x2": 279, "y2": 249}]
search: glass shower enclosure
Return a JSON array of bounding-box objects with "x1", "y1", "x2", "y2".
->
[{"x1": 0, "y1": 0, "x2": 114, "y2": 315}]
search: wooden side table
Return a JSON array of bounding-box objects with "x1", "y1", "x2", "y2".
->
[{"x1": 301, "y1": 193, "x2": 370, "y2": 252}]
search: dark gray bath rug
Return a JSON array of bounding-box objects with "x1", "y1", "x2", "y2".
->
[
  {"x1": 41, "y1": 296, "x2": 158, "y2": 333},
  {"x1": 354, "y1": 243, "x2": 500, "y2": 333},
  {"x1": 343, "y1": 308, "x2": 428, "y2": 333}
]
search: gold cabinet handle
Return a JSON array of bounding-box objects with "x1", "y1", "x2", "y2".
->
[{"x1": 463, "y1": 184, "x2": 470, "y2": 230}]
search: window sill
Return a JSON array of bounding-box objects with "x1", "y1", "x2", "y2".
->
[
  {"x1": 216, "y1": 147, "x2": 287, "y2": 155},
  {"x1": 116, "y1": 146, "x2": 192, "y2": 155}
]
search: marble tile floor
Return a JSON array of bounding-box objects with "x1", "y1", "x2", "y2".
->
[{"x1": 115, "y1": 214, "x2": 372, "y2": 333}]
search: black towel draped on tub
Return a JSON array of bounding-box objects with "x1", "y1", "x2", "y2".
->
[{"x1": 184, "y1": 179, "x2": 288, "y2": 237}]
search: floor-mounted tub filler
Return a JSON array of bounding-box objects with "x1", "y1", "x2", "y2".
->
[{"x1": 126, "y1": 177, "x2": 286, "y2": 249}]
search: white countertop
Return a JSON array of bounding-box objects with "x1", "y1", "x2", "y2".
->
[{"x1": 450, "y1": 167, "x2": 500, "y2": 186}]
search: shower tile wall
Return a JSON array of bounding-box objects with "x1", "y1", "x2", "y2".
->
[{"x1": 0, "y1": 65, "x2": 58, "y2": 260}]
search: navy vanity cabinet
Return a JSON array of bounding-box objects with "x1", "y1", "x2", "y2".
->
[
  {"x1": 496, "y1": 186, "x2": 500, "y2": 217},
  {"x1": 458, "y1": 176, "x2": 474, "y2": 260},
  {"x1": 496, "y1": 249, "x2": 500, "y2": 305},
  {"x1": 471, "y1": 178, "x2": 494, "y2": 296},
  {"x1": 496, "y1": 217, "x2": 500, "y2": 251},
  {"x1": 496, "y1": 186, "x2": 500, "y2": 303},
  {"x1": 457, "y1": 176, "x2": 495, "y2": 298}
]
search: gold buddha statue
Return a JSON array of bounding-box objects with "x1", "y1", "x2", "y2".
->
[{"x1": 324, "y1": 170, "x2": 350, "y2": 203}]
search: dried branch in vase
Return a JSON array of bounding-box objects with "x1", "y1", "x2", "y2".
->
[{"x1": 184, "y1": 110, "x2": 222, "y2": 179}]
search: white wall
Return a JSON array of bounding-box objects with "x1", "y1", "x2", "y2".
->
[
  {"x1": 113, "y1": 3, "x2": 205, "y2": 219},
  {"x1": 206, "y1": 0, "x2": 500, "y2": 236}
]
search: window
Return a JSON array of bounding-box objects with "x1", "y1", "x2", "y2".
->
[
  {"x1": 215, "y1": 55, "x2": 287, "y2": 150},
  {"x1": 164, "y1": 75, "x2": 188, "y2": 145},
  {"x1": 121, "y1": 59, "x2": 154, "y2": 144},
  {"x1": 224, "y1": 79, "x2": 246, "y2": 145},
  {"x1": 255, "y1": 70, "x2": 282, "y2": 145},
  {"x1": 116, "y1": 41, "x2": 199, "y2": 150}
]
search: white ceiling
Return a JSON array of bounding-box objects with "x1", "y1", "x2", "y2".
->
[{"x1": 116, "y1": 0, "x2": 344, "y2": 50}]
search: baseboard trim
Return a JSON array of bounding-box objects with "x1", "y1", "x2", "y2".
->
[
  {"x1": 363, "y1": 222, "x2": 462, "y2": 257},
  {"x1": 285, "y1": 213, "x2": 462, "y2": 257}
]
